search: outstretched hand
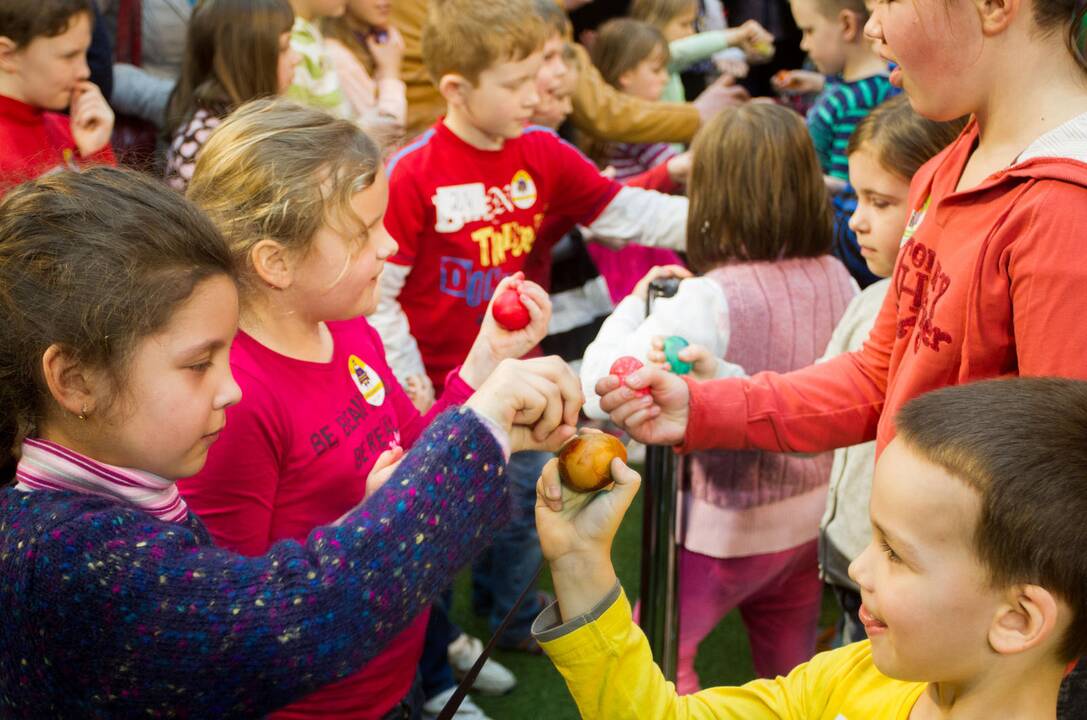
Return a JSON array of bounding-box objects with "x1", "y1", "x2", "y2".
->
[{"x1": 595, "y1": 364, "x2": 691, "y2": 446}]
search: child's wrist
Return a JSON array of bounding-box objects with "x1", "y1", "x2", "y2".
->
[
  {"x1": 460, "y1": 345, "x2": 498, "y2": 389},
  {"x1": 550, "y1": 552, "x2": 618, "y2": 622}
]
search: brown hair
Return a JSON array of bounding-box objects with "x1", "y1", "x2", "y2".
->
[
  {"x1": 585, "y1": 18, "x2": 669, "y2": 165},
  {"x1": 629, "y1": 0, "x2": 697, "y2": 30},
  {"x1": 0, "y1": 0, "x2": 91, "y2": 48},
  {"x1": 165, "y1": 0, "x2": 294, "y2": 137},
  {"x1": 422, "y1": 0, "x2": 549, "y2": 84},
  {"x1": 589, "y1": 17, "x2": 669, "y2": 88},
  {"x1": 186, "y1": 98, "x2": 381, "y2": 300},
  {"x1": 897, "y1": 377, "x2": 1087, "y2": 662},
  {"x1": 0, "y1": 168, "x2": 234, "y2": 483},
  {"x1": 686, "y1": 103, "x2": 832, "y2": 271},
  {"x1": 1033, "y1": 0, "x2": 1087, "y2": 72},
  {"x1": 321, "y1": 11, "x2": 377, "y2": 78},
  {"x1": 812, "y1": 0, "x2": 868, "y2": 21},
  {"x1": 847, "y1": 95, "x2": 967, "y2": 180}
]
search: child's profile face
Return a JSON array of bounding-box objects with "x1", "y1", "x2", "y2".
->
[
  {"x1": 530, "y1": 83, "x2": 574, "y2": 129},
  {"x1": 789, "y1": 0, "x2": 848, "y2": 76},
  {"x1": 846, "y1": 144, "x2": 911, "y2": 278},
  {"x1": 849, "y1": 439, "x2": 1003, "y2": 682},
  {"x1": 0, "y1": 12, "x2": 92, "y2": 111},
  {"x1": 536, "y1": 34, "x2": 568, "y2": 100},
  {"x1": 292, "y1": 168, "x2": 397, "y2": 320},
  {"x1": 86, "y1": 275, "x2": 241, "y2": 479},
  {"x1": 618, "y1": 45, "x2": 670, "y2": 102},
  {"x1": 459, "y1": 50, "x2": 544, "y2": 142},
  {"x1": 864, "y1": 0, "x2": 983, "y2": 121},
  {"x1": 661, "y1": 3, "x2": 698, "y2": 43}
]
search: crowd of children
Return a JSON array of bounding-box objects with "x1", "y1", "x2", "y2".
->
[{"x1": 1, "y1": 0, "x2": 1085, "y2": 717}]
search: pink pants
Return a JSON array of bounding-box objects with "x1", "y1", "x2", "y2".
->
[{"x1": 674, "y1": 540, "x2": 822, "y2": 695}]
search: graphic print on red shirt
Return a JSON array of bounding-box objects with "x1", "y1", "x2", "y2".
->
[{"x1": 384, "y1": 121, "x2": 621, "y2": 388}]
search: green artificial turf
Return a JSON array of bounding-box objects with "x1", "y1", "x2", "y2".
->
[{"x1": 447, "y1": 486, "x2": 841, "y2": 719}]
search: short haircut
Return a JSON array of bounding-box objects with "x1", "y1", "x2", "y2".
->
[
  {"x1": 422, "y1": 0, "x2": 549, "y2": 85},
  {"x1": 686, "y1": 102, "x2": 832, "y2": 271},
  {"x1": 187, "y1": 98, "x2": 381, "y2": 301},
  {"x1": 897, "y1": 377, "x2": 1087, "y2": 662},
  {"x1": 812, "y1": 0, "x2": 868, "y2": 21},
  {"x1": 847, "y1": 95, "x2": 967, "y2": 181},
  {"x1": 0, "y1": 0, "x2": 92, "y2": 48},
  {"x1": 532, "y1": 0, "x2": 571, "y2": 37}
]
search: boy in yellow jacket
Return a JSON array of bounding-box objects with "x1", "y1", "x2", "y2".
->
[{"x1": 534, "y1": 377, "x2": 1085, "y2": 719}]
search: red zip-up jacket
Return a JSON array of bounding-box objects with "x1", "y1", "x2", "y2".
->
[
  {"x1": 680, "y1": 115, "x2": 1087, "y2": 458},
  {"x1": 0, "y1": 93, "x2": 115, "y2": 193}
]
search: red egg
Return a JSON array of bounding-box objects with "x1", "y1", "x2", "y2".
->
[
  {"x1": 608, "y1": 356, "x2": 650, "y2": 396},
  {"x1": 557, "y1": 433, "x2": 628, "y2": 493},
  {"x1": 492, "y1": 287, "x2": 531, "y2": 331}
]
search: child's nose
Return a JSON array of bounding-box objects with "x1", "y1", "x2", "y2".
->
[
  {"x1": 376, "y1": 225, "x2": 398, "y2": 260},
  {"x1": 848, "y1": 542, "x2": 875, "y2": 591},
  {"x1": 217, "y1": 369, "x2": 243, "y2": 409},
  {"x1": 848, "y1": 209, "x2": 866, "y2": 233}
]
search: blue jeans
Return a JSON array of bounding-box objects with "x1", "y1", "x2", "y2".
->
[{"x1": 471, "y1": 450, "x2": 551, "y2": 644}]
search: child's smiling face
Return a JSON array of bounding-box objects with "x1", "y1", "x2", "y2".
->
[{"x1": 850, "y1": 438, "x2": 1004, "y2": 682}]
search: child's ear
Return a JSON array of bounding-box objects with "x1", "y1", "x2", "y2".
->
[
  {"x1": 839, "y1": 9, "x2": 864, "y2": 42},
  {"x1": 0, "y1": 36, "x2": 21, "y2": 74},
  {"x1": 250, "y1": 239, "x2": 294, "y2": 291},
  {"x1": 437, "y1": 73, "x2": 472, "y2": 107},
  {"x1": 972, "y1": 0, "x2": 1017, "y2": 37},
  {"x1": 616, "y1": 69, "x2": 635, "y2": 93},
  {"x1": 40, "y1": 344, "x2": 103, "y2": 420},
  {"x1": 989, "y1": 584, "x2": 1061, "y2": 656}
]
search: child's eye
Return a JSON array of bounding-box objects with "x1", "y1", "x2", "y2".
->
[
  {"x1": 188, "y1": 361, "x2": 213, "y2": 373},
  {"x1": 872, "y1": 199, "x2": 890, "y2": 209},
  {"x1": 880, "y1": 540, "x2": 902, "y2": 563}
]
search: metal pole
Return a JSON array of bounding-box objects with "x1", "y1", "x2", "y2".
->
[{"x1": 637, "y1": 278, "x2": 681, "y2": 682}]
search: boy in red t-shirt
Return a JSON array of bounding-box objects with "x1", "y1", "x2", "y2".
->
[
  {"x1": 0, "y1": 0, "x2": 115, "y2": 193},
  {"x1": 370, "y1": 0, "x2": 688, "y2": 666}
]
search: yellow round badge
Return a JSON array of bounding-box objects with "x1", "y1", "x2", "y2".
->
[{"x1": 348, "y1": 354, "x2": 386, "y2": 406}]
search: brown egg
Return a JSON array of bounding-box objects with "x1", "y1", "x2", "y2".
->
[{"x1": 557, "y1": 433, "x2": 628, "y2": 493}]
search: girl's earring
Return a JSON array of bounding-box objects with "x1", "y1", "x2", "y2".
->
[{"x1": 78, "y1": 404, "x2": 88, "y2": 421}]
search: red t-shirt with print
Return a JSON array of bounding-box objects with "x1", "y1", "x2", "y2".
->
[{"x1": 384, "y1": 121, "x2": 620, "y2": 389}]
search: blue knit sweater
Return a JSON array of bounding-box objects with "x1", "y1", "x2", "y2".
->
[{"x1": 0, "y1": 408, "x2": 509, "y2": 718}]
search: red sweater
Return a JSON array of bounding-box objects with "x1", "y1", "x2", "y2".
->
[
  {"x1": 0, "y1": 94, "x2": 114, "y2": 193},
  {"x1": 179, "y1": 318, "x2": 474, "y2": 719},
  {"x1": 680, "y1": 116, "x2": 1087, "y2": 458}
]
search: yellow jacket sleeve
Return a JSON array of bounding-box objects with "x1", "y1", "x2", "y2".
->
[
  {"x1": 569, "y1": 43, "x2": 700, "y2": 145},
  {"x1": 539, "y1": 588, "x2": 926, "y2": 720}
]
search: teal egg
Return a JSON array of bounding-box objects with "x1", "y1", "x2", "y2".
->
[{"x1": 663, "y1": 336, "x2": 692, "y2": 375}]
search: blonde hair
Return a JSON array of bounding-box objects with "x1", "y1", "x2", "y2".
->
[
  {"x1": 187, "y1": 98, "x2": 381, "y2": 299},
  {"x1": 629, "y1": 0, "x2": 697, "y2": 30},
  {"x1": 422, "y1": 0, "x2": 549, "y2": 84},
  {"x1": 847, "y1": 95, "x2": 967, "y2": 181},
  {"x1": 686, "y1": 103, "x2": 832, "y2": 272}
]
